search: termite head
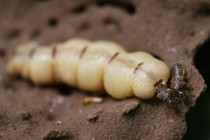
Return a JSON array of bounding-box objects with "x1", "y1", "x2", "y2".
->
[{"x1": 155, "y1": 79, "x2": 170, "y2": 99}]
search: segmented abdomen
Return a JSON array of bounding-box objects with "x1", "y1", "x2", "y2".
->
[{"x1": 7, "y1": 38, "x2": 170, "y2": 99}]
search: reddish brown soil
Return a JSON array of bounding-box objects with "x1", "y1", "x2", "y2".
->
[{"x1": 0, "y1": 0, "x2": 210, "y2": 139}]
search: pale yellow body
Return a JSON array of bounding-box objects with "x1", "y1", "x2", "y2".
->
[{"x1": 7, "y1": 38, "x2": 170, "y2": 99}]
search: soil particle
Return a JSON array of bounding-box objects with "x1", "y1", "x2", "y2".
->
[{"x1": 121, "y1": 98, "x2": 141, "y2": 115}]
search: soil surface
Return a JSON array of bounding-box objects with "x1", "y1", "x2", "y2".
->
[{"x1": 0, "y1": 0, "x2": 210, "y2": 140}]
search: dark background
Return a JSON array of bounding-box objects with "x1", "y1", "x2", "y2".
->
[{"x1": 184, "y1": 39, "x2": 210, "y2": 140}]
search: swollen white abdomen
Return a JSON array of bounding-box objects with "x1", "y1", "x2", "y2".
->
[{"x1": 7, "y1": 38, "x2": 170, "y2": 99}]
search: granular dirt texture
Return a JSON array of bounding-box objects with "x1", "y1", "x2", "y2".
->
[{"x1": 0, "y1": 0, "x2": 210, "y2": 139}]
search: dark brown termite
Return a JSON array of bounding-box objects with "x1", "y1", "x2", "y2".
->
[
  {"x1": 170, "y1": 63, "x2": 191, "y2": 99},
  {"x1": 154, "y1": 79, "x2": 175, "y2": 107},
  {"x1": 155, "y1": 63, "x2": 191, "y2": 108}
]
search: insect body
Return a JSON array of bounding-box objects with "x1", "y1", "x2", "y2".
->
[
  {"x1": 155, "y1": 63, "x2": 191, "y2": 108},
  {"x1": 170, "y1": 63, "x2": 191, "y2": 98},
  {"x1": 170, "y1": 63, "x2": 186, "y2": 90},
  {"x1": 170, "y1": 63, "x2": 191, "y2": 104},
  {"x1": 7, "y1": 38, "x2": 170, "y2": 100}
]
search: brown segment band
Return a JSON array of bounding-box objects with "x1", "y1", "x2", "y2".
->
[
  {"x1": 154, "y1": 79, "x2": 163, "y2": 87},
  {"x1": 79, "y1": 46, "x2": 88, "y2": 59},
  {"x1": 52, "y1": 45, "x2": 57, "y2": 58},
  {"x1": 108, "y1": 52, "x2": 119, "y2": 64},
  {"x1": 134, "y1": 62, "x2": 144, "y2": 74},
  {"x1": 29, "y1": 48, "x2": 36, "y2": 58}
]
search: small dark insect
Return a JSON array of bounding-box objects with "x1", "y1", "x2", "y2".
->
[
  {"x1": 154, "y1": 79, "x2": 175, "y2": 107},
  {"x1": 170, "y1": 63, "x2": 186, "y2": 90},
  {"x1": 155, "y1": 63, "x2": 191, "y2": 108},
  {"x1": 170, "y1": 63, "x2": 191, "y2": 100}
]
